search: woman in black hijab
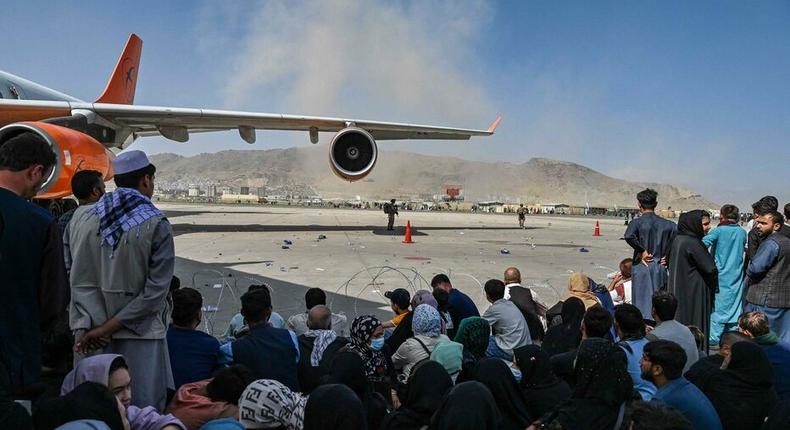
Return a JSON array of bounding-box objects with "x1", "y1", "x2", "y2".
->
[
  {"x1": 537, "y1": 338, "x2": 632, "y2": 430},
  {"x1": 474, "y1": 358, "x2": 532, "y2": 430},
  {"x1": 430, "y1": 382, "x2": 501, "y2": 430},
  {"x1": 380, "y1": 360, "x2": 453, "y2": 430},
  {"x1": 514, "y1": 345, "x2": 571, "y2": 420},
  {"x1": 541, "y1": 297, "x2": 585, "y2": 356},
  {"x1": 322, "y1": 352, "x2": 388, "y2": 430},
  {"x1": 304, "y1": 384, "x2": 367, "y2": 430},
  {"x1": 690, "y1": 341, "x2": 777, "y2": 430},
  {"x1": 33, "y1": 382, "x2": 126, "y2": 430},
  {"x1": 667, "y1": 210, "x2": 718, "y2": 347}
]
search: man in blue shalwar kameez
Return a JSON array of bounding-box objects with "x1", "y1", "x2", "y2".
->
[
  {"x1": 624, "y1": 189, "x2": 677, "y2": 321},
  {"x1": 703, "y1": 204, "x2": 747, "y2": 345}
]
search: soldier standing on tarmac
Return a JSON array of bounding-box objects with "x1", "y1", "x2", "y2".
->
[
  {"x1": 384, "y1": 199, "x2": 398, "y2": 231},
  {"x1": 517, "y1": 204, "x2": 527, "y2": 228}
]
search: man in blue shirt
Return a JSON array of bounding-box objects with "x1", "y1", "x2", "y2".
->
[
  {"x1": 623, "y1": 189, "x2": 677, "y2": 320},
  {"x1": 614, "y1": 304, "x2": 656, "y2": 400},
  {"x1": 431, "y1": 274, "x2": 480, "y2": 329},
  {"x1": 702, "y1": 204, "x2": 748, "y2": 345},
  {"x1": 219, "y1": 288, "x2": 300, "y2": 391},
  {"x1": 642, "y1": 340, "x2": 723, "y2": 430},
  {"x1": 166, "y1": 287, "x2": 220, "y2": 389}
]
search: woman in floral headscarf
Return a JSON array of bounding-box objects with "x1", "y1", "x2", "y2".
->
[
  {"x1": 392, "y1": 304, "x2": 451, "y2": 379},
  {"x1": 347, "y1": 315, "x2": 388, "y2": 380}
]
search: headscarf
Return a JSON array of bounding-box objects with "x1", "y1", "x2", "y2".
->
[
  {"x1": 411, "y1": 290, "x2": 438, "y2": 309},
  {"x1": 379, "y1": 360, "x2": 453, "y2": 430},
  {"x1": 303, "y1": 384, "x2": 366, "y2": 430},
  {"x1": 473, "y1": 359, "x2": 532, "y2": 430},
  {"x1": 348, "y1": 315, "x2": 386, "y2": 377},
  {"x1": 454, "y1": 317, "x2": 490, "y2": 359},
  {"x1": 54, "y1": 421, "x2": 112, "y2": 430},
  {"x1": 95, "y1": 188, "x2": 163, "y2": 252},
  {"x1": 430, "y1": 382, "x2": 501, "y2": 430},
  {"x1": 513, "y1": 345, "x2": 571, "y2": 420},
  {"x1": 677, "y1": 210, "x2": 707, "y2": 240},
  {"x1": 322, "y1": 352, "x2": 369, "y2": 401},
  {"x1": 304, "y1": 329, "x2": 337, "y2": 366},
  {"x1": 541, "y1": 297, "x2": 585, "y2": 356},
  {"x1": 61, "y1": 354, "x2": 122, "y2": 394},
  {"x1": 553, "y1": 338, "x2": 632, "y2": 430},
  {"x1": 35, "y1": 382, "x2": 125, "y2": 430},
  {"x1": 238, "y1": 380, "x2": 306, "y2": 430},
  {"x1": 412, "y1": 304, "x2": 441, "y2": 337},
  {"x1": 514, "y1": 345, "x2": 559, "y2": 389},
  {"x1": 694, "y1": 341, "x2": 777, "y2": 430},
  {"x1": 322, "y1": 352, "x2": 388, "y2": 430},
  {"x1": 572, "y1": 338, "x2": 632, "y2": 406},
  {"x1": 563, "y1": 273, "x2": 601, "y2": 309},
  {"x1": 199, "y1": 418, "x2": 245, "y2": 430}
]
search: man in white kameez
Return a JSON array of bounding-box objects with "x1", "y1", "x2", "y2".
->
[{"x1": 65, "y1": 150, "x2": 175, "y2": 410}]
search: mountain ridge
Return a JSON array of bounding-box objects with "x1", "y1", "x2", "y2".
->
[{"x1": 148, "y1": 147, "x2": 715, "y2": 210}]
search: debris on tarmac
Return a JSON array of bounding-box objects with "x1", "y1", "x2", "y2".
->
[
  {"x1": 500, "y1": 249, "x2": 511, "y2": 255},
  {"x1": 579, "y1": 247, "x2": 589, "y2": 253}
]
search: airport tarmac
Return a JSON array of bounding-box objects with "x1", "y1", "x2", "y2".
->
[{"x1": 164, "y1": 203, "x2": 636, "y2": 336}]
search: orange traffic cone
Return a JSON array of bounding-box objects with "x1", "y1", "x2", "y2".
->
[
  {"x1": 593, "y1": 220, "x2": 601, "y2": 236},
  {"x1": 403, "y1": 221, "x2": 414, "y2": 244}
]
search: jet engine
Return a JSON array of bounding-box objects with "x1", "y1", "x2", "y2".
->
[
  {"x1": 0, "y1": 122, "x2": 114, "y2": 199},
  {"x1": 328, "y1": 127, "x2": 377, "y2": 181}
]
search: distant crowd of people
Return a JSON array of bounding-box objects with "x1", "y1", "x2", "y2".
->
[{"x1": 1, "y1": 131, "x2": 789, "y2": 430}]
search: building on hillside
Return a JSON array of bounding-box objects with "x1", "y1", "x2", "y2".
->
[
  {"x1": 220, "y1": 194, "x2": 261, "y2": 203},
  {"x1": 188, "y1": 184, "x2": 200, "y2": 197}
]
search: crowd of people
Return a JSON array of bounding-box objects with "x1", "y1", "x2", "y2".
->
[{"x1": 1, "y1": 131, "x2": 789, "y2": 430}]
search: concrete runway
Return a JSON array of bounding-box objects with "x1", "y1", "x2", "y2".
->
[{"x1": 164, "y1": 203, "x2": 635, "y2": 336}]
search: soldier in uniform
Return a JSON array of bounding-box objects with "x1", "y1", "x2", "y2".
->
[
  {"x1": 384, "y1": 199, "x2": 398, "y2": 231},
  {"x1": 517, "y1": 204, "x2": 527, "y2": 228}
]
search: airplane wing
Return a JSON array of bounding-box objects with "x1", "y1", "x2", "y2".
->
[
  {"x1": 92, "y1": 103, "x2": 501, "y2": 142},
  {"x1": 0, "y1": 100, "x2": 500, "y2": 144}
]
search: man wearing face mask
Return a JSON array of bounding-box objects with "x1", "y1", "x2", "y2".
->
[{"x1": 0, "y1": 131, "x2": 69, "y2": 398}]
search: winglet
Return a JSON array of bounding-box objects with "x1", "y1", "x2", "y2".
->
[
  {"x1": 95, "y1": 34, "x2": 142, "y2": 105},
  {"x1": 487, "y1": 115, "x2": 503, "y2": 134}
]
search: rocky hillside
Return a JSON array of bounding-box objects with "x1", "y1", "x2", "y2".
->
[{"x1": 149, "y1": 147, "x2": 716, "y2": 210}]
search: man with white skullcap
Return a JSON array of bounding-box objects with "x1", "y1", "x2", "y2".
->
[{"x1": 64, "y1": 150, "x2": 175, "y2": 410}]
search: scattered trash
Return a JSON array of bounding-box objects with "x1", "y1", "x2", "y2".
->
[
  {"x1": 202, "y1": 305, "x2": 219, "y2": 313},
  {"x1": 218, "y1": 253, "x2": 222, "y2": 256},
  {"x1": 212, "y1": 284, "x2": 223, "y2": 289},
  {"x1": 579, "y1": 247, "x2": 589, "y2": 253},
  {"x1": 500, "y1": 249, "x2": 511, "y2": 255},
  {"x1": 281, "y1": 245, "x2": 290, "y2": 250},
  {"x1": 280, "y1": 267, "x2": 288, "y2": 272},
  {"x1": 283, "y1": 240, "x2": 293, "y2": 245},
  {"x1": 530, "y1": 243, "x2": 537, "y2": 249},
  {"x1": 315, "y1": 268, "x2": 325, "y2": 271},
  {"x1": 317, "y1": 234, "x2": 327, "y2": 240},
  {"x1": 290, "y1": 266, "x2": 299, "y2": 270}
]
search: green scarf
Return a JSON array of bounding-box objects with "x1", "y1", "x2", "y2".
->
[{"x1": 755, "y1": 331, "x2": 779, "y2": 345}]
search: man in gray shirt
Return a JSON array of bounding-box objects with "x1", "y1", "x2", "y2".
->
[
  {"x1": 482, "y1": 279, "x2": 531, "y2": 360},
  {"x1": 287, "y1": 287, "x2": 348, "y2": 337},
  {"x1": 647, "y1": 291, "x2": 699, "y2": 372}
]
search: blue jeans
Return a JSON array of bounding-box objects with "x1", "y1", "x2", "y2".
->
[
  {"x1": 744, "y1": 302, "x2": 790, "y2": 343},
  {"x1": 486, "y1": 336, "x2": 513, "y2": 361}
]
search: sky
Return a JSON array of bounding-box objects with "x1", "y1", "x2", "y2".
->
[{"x1": 2, "y1": 0, "x2": 788, "y2": 208}]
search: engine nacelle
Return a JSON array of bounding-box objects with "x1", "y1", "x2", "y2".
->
[
  {"x1": 0, "y1": 122, "x2": 114, "y2": 199},
  {"x1": 328, "y1": 127, "x2": 377, "y2": 181}
]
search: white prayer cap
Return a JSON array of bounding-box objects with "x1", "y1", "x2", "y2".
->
[{"x1": 112, "y1": 150, "x2": 151, "y2": 175}]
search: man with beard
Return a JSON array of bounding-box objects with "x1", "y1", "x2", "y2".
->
[
  {"x1": 745, "y1": 210, "x2": 790, "y2": 342},
  {"x1": 0, "y1": 131, "x2": 69, "y2": 397},
  {"x1": 641, "y1": 340, "x2": 722, "y2": 430}
]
